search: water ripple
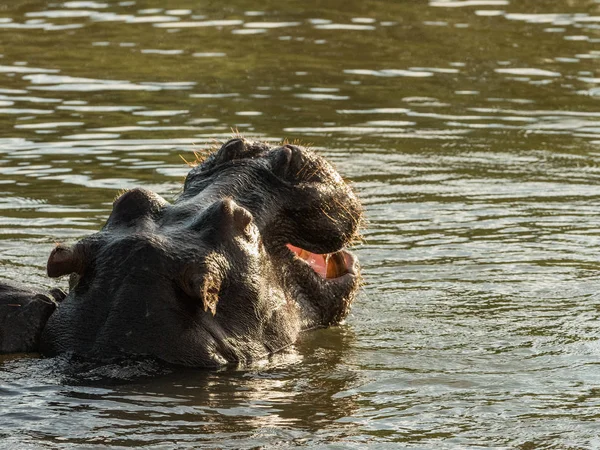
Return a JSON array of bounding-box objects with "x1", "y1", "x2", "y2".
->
[
  {"x1": 1, "y1": 1, "x2": 600, "y2": 448},
  {"x1": 154, "y1": 20, "x2": 244, "y2": 28}
]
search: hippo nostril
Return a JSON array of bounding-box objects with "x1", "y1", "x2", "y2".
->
[
  {"x1": 223, "y1": 138, "x2": 245, "y2": 150},
  {"x1": 270, "y1": 146, "x2": 293, "y2": 178},
  {"x1": 217, "y1": 138, "x2": 247, "y2": 163}
]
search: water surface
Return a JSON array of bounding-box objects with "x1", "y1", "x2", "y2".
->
[{"x1": 2, "y1": 0, "x2": 600, "y2": 448}]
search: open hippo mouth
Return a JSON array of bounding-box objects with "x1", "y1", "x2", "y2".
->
[
  {"x1": 40, "y1": 138, "x2": 362, "y2": 367},
  {"x1": 286, "y1": 244, "x2": 355, "y2": 279}
]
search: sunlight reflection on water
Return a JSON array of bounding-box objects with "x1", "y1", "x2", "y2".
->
[{"x1": 1, "y1": 0, "x2": 600, "y2": 448}]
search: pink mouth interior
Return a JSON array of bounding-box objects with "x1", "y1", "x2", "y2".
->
[{"x1": 286, "y1": 244, "x2": 350, "y2": 279}]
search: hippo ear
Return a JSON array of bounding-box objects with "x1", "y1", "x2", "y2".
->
[
  {"x1": 219, "y1": 198, "x2": 252, "y2": 235},
  {"x1": 191, "y1": 198, "x2": 254, "y2": 238},
  {"x1": 47, "y1": 244, "x2": 89, "y2": 278},
  {"x1": 200, "y1": 273, "x2": 220, "y2": 316},
  {"x1": 178, "y1": 265, "x2": 222, "y2": 316}
]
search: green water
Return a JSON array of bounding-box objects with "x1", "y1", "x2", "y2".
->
[{"x1": 1, "y1": 0, "x2": 600, "y2": 448}]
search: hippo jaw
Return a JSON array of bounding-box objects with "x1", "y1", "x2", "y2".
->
[{"x1": 40, "y1": 139, "x2": 362, "y2": 367}]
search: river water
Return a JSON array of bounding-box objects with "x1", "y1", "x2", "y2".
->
[{"x1": 1, "y1": 0, "x2": 600, "y2": 448}]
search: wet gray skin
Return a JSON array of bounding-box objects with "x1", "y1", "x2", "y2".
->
[
  {"x1": 33, "y1": 138, "x2": 362, "y2": 367},
  {"x1": 0, "y1": 281, "x2": 65, "y2": 353}
]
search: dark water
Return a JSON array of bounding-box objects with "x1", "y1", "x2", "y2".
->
[{"x1": 1, "y1": 0, "x2": 600, "y2": 448}]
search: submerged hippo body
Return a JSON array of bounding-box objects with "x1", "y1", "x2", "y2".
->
[
  {"x1": 0, "y1": 281, "x2": 65, "y2": 353},
  {"x1": 0, "y1": 139, "x2": 362, "y2": 367}
]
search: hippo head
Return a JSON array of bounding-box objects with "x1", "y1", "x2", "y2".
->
[{"x1": 40, "y1": 139, "x2": 362, "y2": 367}]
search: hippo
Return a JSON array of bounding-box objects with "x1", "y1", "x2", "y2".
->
[{"x1": 0, "y1": 138, "x2": 362, "y2": 367}]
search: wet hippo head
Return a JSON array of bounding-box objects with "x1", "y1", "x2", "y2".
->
[{"x1": 40, "y1": 139, "x2": 362, "y2": 367}]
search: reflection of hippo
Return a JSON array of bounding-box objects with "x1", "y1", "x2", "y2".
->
[{"x1": 0, "y1": 139, "x2": 362, "y2": 367}]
